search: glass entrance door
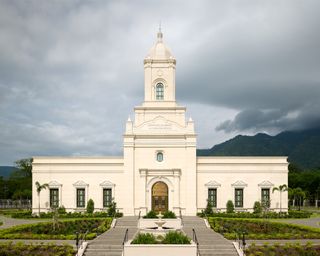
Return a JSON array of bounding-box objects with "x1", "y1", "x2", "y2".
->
[{"x1": 152, "y1": 181, "x2": 168, "y2": 213}]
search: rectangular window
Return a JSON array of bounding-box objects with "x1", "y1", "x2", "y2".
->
[
  {"x1": 261, "y1": 188, "x2": 270, "y2": 207},
  {"x1": 77, "y1": 188, "x2": 85, "y2": 208},
  {"x1": 103, "y1": 188, "x2": 112, "y2": 208},
  {"x1": 208, "y1": 188, "x2": 217, "y2": 208},
  {"x1": 50, "y1": 189, "x2": 59, "y2": 208},
  {"x1": 235, "y1": 188, "x2": 243, "y2": 208}
]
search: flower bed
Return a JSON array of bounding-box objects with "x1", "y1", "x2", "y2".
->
[
  {"x1": 0, "y1": 218, "x2": 112, "y2": 240},
  {"x1": 0, "y1": 242, "x2": 75, "y2": 256},
  {"x1": 132, "y1": 232, "x2": 190, "y2": 244},
  {"x1": 245, "y1": 242, "x2": 320, "y2": 256},
  {"x1": 209, "y1": 217, "x2": 320, "y2": 240}
]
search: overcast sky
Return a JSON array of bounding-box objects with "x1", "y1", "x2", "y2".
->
[{"x1": 1, "y1": 0, "x2": 320, "y2": 165}]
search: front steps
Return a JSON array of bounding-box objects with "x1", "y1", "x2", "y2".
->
[
  {"x1": 182, "y1": 216, "x2": 238, "y2": 256},
  {"x1": 84, "y1": 217, "x2": 138, "y2": 256}
]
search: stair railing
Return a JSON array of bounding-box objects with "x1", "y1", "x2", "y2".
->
[
  {"x1": 179, "y1": 208, "x2": 184, "y2": 227},
  {"x1": 192, "y1": 228, "x2": 201, "y2": 256},
  {"x1": 122, "y1": 228, "x2": 129, "y2": 255}
]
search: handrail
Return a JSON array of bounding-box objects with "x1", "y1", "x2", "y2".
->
[
  {"x1": 122, "y1": 228, "x2": 129, "y2": 253},
  {"x1": 179, "y1": 208, "x2": 184, "y2": 227},
  {"x1": 192, "y1": 228, "x2": 201, "y2": 256},
  {"x1": 138, "y1": 210, "x2": 141, "y2": 219}
]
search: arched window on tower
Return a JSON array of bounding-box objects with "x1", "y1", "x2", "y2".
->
[{"x1": 156, "y1": 83, "x2": 164, "y2": 100}]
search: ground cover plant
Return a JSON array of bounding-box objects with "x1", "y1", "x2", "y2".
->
[
  {"x1": 131, "y1": 231, "x2": 190, "y2": 244},
  {"x1": 0, "y1": 218, "x2": 112, "y2": 240},
  {"x1": 0, "y1": 242, "x2": 75, "y2": 256},
  {"x1": 209, "y1": 217, "x2": 320, "y2": 240},
  {"x1": 245, "y1": 242, "x2": 320, "y2": 256},
  {"x1": 0, "y1": 221, "x2": 2, "y2": 226}
]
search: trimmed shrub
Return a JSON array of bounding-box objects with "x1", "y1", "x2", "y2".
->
[
  {"x1": 163, "y1": 211, "x2": 176, "y2": 218},
  {"x1": 204, "y1": 200, "x2": 213, "y2": 215},
  {"x1": 57, "y1": 206, "x2": 66, "y2": 214},
  {"x1": 86, "y1": 199, "x2": 94, "y2": 214},
  {"x1": 162, "y1": 231, "x2": 191, "y2": 244},
  {"x1": 253, "y1": 201, "x2": 262, "y2": 214},
  {"x1": 226, "y1": 200, "x2": 234, "y2": 213},
  {"x1": 143, "y1": 210, "x2": 158, "y2": 219},
  {"x1": 131, "y1": 233, "x2": 157, "y2": 244},
  {"x1": 107, "y1": 200, "x2": 117, "y2": 217}
]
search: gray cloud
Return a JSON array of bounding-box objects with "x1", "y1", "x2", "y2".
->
[{"x1": 0, "y1": 0, "x2": 320, "y2": 164}]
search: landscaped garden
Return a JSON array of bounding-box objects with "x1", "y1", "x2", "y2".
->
[
  {"x1": 209, "y1": 217, "x2": 320, "y2": 240},
  {"x1": 0, "y1": 242, "x2": 75, "y2": 256},
  {"x1": 0, "y1": 218, "x2": 112, "y2": 240},
  {"x1": 245, "y1": 242, "x2": 320, "y2": 256},
  {"x1": 143, "y1": 210, "x2": 177, "y2": 219}
]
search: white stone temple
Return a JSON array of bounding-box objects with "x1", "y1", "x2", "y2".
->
[{"x1": 32, "y1": 30, "x2": 288, "y2": 216}]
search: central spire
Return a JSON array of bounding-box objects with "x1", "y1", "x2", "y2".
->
[{"x1": 157, "y1": 23, "x2": 163, "y2": 42}]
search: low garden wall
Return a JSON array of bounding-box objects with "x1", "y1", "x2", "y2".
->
[
  {"x1": 138, "y1": 218, "x2": 182, "y2": 229},
  {"x1": 123, "y1": 240, "x2": 197, "y2": 256}
]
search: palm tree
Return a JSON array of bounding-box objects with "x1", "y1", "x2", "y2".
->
[
  {"x1": 35, "y1": 181, "x2": 49, "y2": 216},
  {"x1": 272, "y1": 184, "x2": 288, "y2": 213}
]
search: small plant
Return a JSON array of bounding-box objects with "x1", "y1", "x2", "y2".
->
[
  {"x1": 253, "y1": 201, "x2": 262, "y2": 214},
  {"x1": 86, "y1": 199, "x2": 94, "y2": 214},
  {"x1": 131, "y1": 233, "x2": 157, "y2": 244},
  {"x1": 162, "y1": 231, "x2": 191, "y2": 244},
  {"x1": 163, "y1": 211, "x2": 176, "y2": 218},
  {"x1": 226, "y1": 200, "x2": 234, "y2": 213},
  {"x1": 143, "y1": 210, "x2": 158, "y2": 218}
]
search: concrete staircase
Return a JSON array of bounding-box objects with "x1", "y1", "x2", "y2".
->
[
  {"x1": 182, "y1": 216, "x2": 238, "y2": 256},
  {"x1": 84, "y1": 216, "x2": 138, "y2": 256}
]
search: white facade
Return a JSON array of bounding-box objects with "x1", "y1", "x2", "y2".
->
[{"x1": 32, "y1": 31, "x2": 288, "y2": 216}]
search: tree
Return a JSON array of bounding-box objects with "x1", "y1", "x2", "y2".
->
[
  {"x1": 204, "y1": 200, "x2": 213, "y2": 215},
  {"x1": 293, "y1": 187, "x2": 306, "y2": 211},
  {"x1": 272, "y1": 184, "x2": 288, "y2": 213},
  {"x1": 14, "y1": 158, "x2": 33, "y2": 178},
  {"x1": 253, "y1": 201, "x2": 262, "y2": 214},
  {"x1": 35, "y1": 181, "x2": 49, "y2": 216}
]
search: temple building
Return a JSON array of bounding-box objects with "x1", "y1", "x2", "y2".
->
[{"x1": 32, "y1": 30, "x2": 288, "y2": 216}]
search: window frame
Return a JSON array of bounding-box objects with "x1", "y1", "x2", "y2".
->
[
  {"x1": 103, "y1": 188, "x2": 112, "y2": 208},
  {"x1": 76, "y1": 188, "x2": 86, "y2": 208},
  {"x1": 49, "y1": 188, "x2": 59, "y2": 208},
  {"x1": 261, "y1": 188, "x2": 270, "y2": 207},
  {"x1": 235, "y1": 188, "x2": 244, "y2": 208},
  {"x1": 156, "y1": 152, "x2": 164, "y2": 162},
  {"x1": 208, "y1": 188, "x2": 217, "y2": 208},
  {"x1": 156, "y1": 83, "x2": 164, "y2": 100}
]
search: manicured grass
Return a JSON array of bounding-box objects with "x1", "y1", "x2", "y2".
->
[
  {"x1": 209, "y1": 217, "x2": 320, "y2": 240},
  {"x1": 245, "y1": 242, "x2": 320, "y2": 256},
  {"x1": 0, "y1": 241, "x2": 75, "y2": 256},
  {"x1": 0, "y1": 218, "x2": 112, "y2": 240},
  {"x1": 0, "y1": 221, "x2": 2, "y2": 226}
]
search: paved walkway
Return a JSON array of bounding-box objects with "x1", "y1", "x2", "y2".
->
[
  {"x1": 246, "y1": 239, "x2": 320, "y2": 246},
  {"x1": 277, "y1": 217, "x2": 320, "y2": 229},
  {"x1": 183, "y1": 216, "x2": 238, "y2": 256},
  {"x1": 84, "y1": 216, "x2": 138, "y2": 256},
  {"x1": 0, "y1": 215, "x2": 47, "y2": 229},
  {"x1": 0, "y1": 239, "x2": 76, "y2": 248}
]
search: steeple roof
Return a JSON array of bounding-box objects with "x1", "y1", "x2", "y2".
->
[{"x1": 145, "y1": 29, "x2": 175, "y2": 60}]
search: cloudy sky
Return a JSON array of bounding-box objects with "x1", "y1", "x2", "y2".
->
[{"x1": 1, "y1": 0, "x2": 320, "y2": 165}]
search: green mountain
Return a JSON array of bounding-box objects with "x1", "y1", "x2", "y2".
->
[
  {"x1": 197, "y1": 128, "x2": 320, "y2": 170},
  {"x1": 0, "y1": 166, "x2": 18, "y2": 179}
]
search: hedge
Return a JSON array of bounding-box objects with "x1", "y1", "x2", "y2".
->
[{"x1": 0, "y1": 242, "x2": 75, "y2": 256}]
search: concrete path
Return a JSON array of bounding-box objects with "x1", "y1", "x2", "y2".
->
[
  {"x1": 277, "y1": 217, "x2": 320, "y2": 229},
  {"x1": 0, "y1": 215, "x2": 47, "y2": 229},
  {"x1": 84, "y1": 216, "x2": 138, "y2": 256},
  {"x1": 182, "y1": 216, "x2": 238, "y2": 256},
  {"x1": 246, "y1": 239, "x2": 320, "y2": 246}
]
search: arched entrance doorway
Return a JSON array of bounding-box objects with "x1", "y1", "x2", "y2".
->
[{"x1": 152, "y1": 181, "x2": 168, "y2": 213}]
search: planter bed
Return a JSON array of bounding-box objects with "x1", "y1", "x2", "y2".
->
[{"x1": 209, "y1": 217, "x2": 320, "y2": 240}]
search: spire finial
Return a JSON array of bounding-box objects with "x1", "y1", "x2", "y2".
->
[{"x1": 157, "y1": 22, "x2": 163, "y2": 42}]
